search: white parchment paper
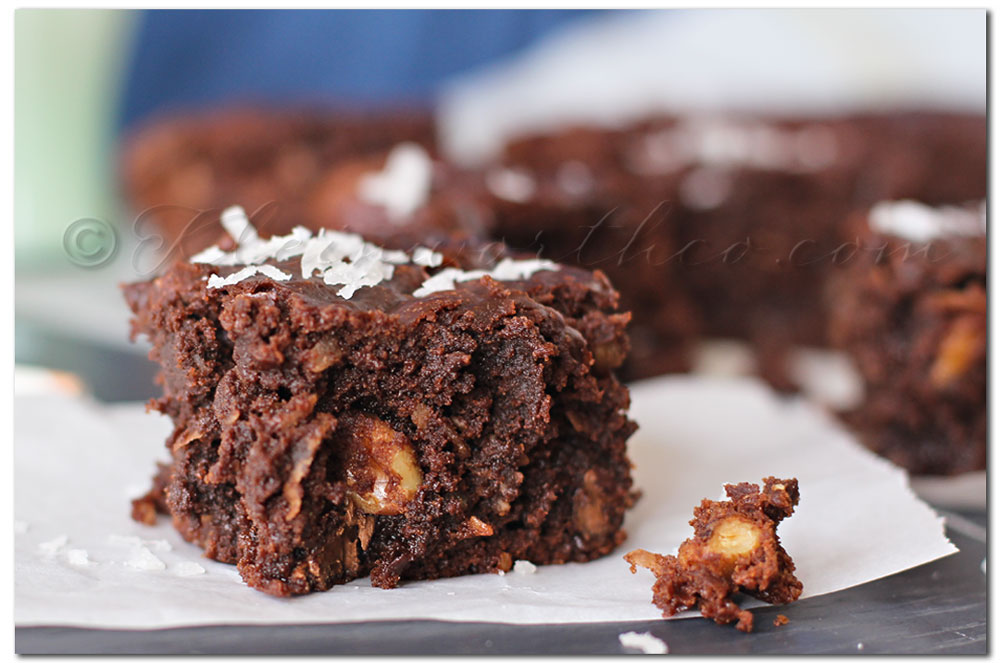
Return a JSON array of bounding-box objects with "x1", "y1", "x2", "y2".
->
[{"x1": 14, "y1": 375, "x2": 956, "y2": 629}]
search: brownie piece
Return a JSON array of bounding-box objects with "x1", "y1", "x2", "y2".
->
[
  {"x1": 828, "y1": 200, "x2": 986, "y2": 475},
  {"x1": 119, "y1": 106, "x2": 436, "y2": 258},
  {"x1": 125, "y1": 206, "x2": 636, "y2": 596},
  {"x1": 658, "y1": 113, "x2": 985, "y2": 346},
  {"x1": 498, "y1": 112, "x2": 986, "y2": 387},
  {"x1": 625, "y1": 477, "x2": 802, "y2": 633}
]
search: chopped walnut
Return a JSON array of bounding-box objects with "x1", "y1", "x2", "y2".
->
[
  {"x1": 625, "y1": 477, "x2": 802, "y2": 633},
  {"x1": 339, "y1": 413, "x2": 423, "y2": 515},
  {"x1": 302, "y1": 337, "x2": 344, "y2": 373},
  {"x1": 591, "y1": 340, "x2": 627, "y2": 374},
  {"x1": 923, "y1": 283, "x2": 987, "y2": 388},
  {"x1": 930, "y1": 314, "x2": 986, "y2": 387},
  {"x1": 573, "y1": 469, "x2": 616, "y2": 539}
]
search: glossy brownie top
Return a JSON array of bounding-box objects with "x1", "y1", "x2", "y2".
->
[{"x1": 135, "y1": 205, "x2": 621, "y2": 319}]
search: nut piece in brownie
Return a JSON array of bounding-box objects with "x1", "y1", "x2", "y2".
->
[
  {"x1": 829, "y1": 200, "x2": 986, "y2": 475},
  {"x1": 124, "y1": 206, "x2": 636, "y2": 596},
  {"x1": 625, "y1": 477, "x2": 802, "y2": 633}
]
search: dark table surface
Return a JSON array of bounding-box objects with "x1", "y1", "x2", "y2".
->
[{"x1": 14, "y1": 329, "x2": 989, "y2": 655}]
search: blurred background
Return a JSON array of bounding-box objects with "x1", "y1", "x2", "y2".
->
[{"x1": 14, "y1": 9, "x2": 986, "y2": 400}]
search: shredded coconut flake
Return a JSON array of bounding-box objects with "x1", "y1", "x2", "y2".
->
[
  {"x1": 108, "y1": 534, "x2": 172, "y2": 553},
  {"x1": 108, "y1": 534, "x2": 143, "y2": 547},
  {"x1": 39, "y1": 535, "x2": 68, "y2": 557},
  {"x1": 679, "y1": 167, "x2": 732, "y2": 211},
  {"x1": 512, "y1": 560, "x2": 537, "y2": 575},
  {"x1": 207, "y1": 264, "x2": 292, "y2": 289},
  {"x1": 413, "y1": 258, "x2": 559, "y2": 297},
  {"x1": 141, "y1": 538, "x2": 173, "y2": 553},
  {"x1": 412, "y1": 246, "x2": 443, "y2": 267},
  {"x1": 556, "y1": 160, "x2": 594, "y2": 197},
  {"x1": 619, "y1": 631, "x2": 668, "y2": 654},
  {"x1": 174, "y1": 561, "x2": 206, "y2": 577},
  {"x1": 189, "y1": 245, "x2": 227, "y2": 265},
  {"x1": 191, "y1": 206, "x2": 554, "y2": 299},
  {"x1": 66, "y1": 549, "x2": 91, "y2": 566},
  {"x1": 193, "y1": 207, "x2": 444, "y2": 298},
  {"x1": 357, "y1": 143, "x2": 434, "y2": 221},
  {"x1": 220, "y1": 205, "x2": 259, "y2": 245},
  {"x1": 869, "y1": 200, "x2": 986, "y2": 243},
  {"x1": 127, "y1": 547, "x2": 166, "y2": 572},
  {"x1": 630, "y1": 119, "x2": 839, "y2": 175},
  {"x1": 485, "y1": 167, "x2": 537, "y2": 203}
]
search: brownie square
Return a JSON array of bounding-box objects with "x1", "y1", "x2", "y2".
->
[
  {"x1": 125, "y1": 206, "x2": 636, "y2": 595},
  {"x1": 828, "y1": 200, "x2": 987, "y2": 474}
]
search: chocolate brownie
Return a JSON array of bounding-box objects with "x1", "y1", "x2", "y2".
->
[
  {"x1": 828, "y1": 200, "x2": 987, "y2": 474},
  {"x1": 125, "y1": 206, "x2": 636, "y2": 595},
  {"x1": 119, "y1": 107, "x2": 436, "y2": 258},
  {"x1": 625, "y1": 477, "x2": 802, "y2": 633},
  {"x1": 498, "y1": 112, "x2": 986, "y2": 387}
]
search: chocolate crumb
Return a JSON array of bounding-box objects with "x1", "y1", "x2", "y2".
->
[{"x1": 625, "y1": 477, "x2": 802, "y2": 633}]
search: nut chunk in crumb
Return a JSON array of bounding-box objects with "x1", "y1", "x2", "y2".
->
[{"x1": 625, "y1": 477, "x2": 802, "y2": 633}]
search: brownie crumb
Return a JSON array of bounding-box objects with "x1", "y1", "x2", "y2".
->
[
  {"x1": 130, "y1": 495, "x2": 159, "y2": 526},
  {"x1": 625, "y1": 477, "x2": 802, "y2": 633},
  {"x1": 773, "y1": 614, "x2": 790, "y2": 627},
  {"x1": 130, "y1": 462, "x2": 171, "y2": 525}
]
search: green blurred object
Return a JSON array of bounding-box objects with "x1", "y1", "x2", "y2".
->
[{"x1": 15, "y1": 9, "x2": 136, "y2": 274}]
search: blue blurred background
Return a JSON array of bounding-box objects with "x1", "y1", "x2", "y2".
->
[
  {"x1": 16, "y1": 9, "x2": 601, "y2": 268},
  {"x1": 120, "y1": 9, "x2": 598, "y2": 129}
]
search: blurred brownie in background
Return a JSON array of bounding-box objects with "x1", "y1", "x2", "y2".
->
[
  {"x1": 306, "y1": 142, "x2": 492, "y2": 245},
  {"x1": 828, "y1": 200, "x2": 987, "y2": 474},
  {"x1": 497, "y1": 112, "x2": 986, "y2": 385},
  {"x1": 119, "y1": 107, "x2": 436, "y2": 257}
]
